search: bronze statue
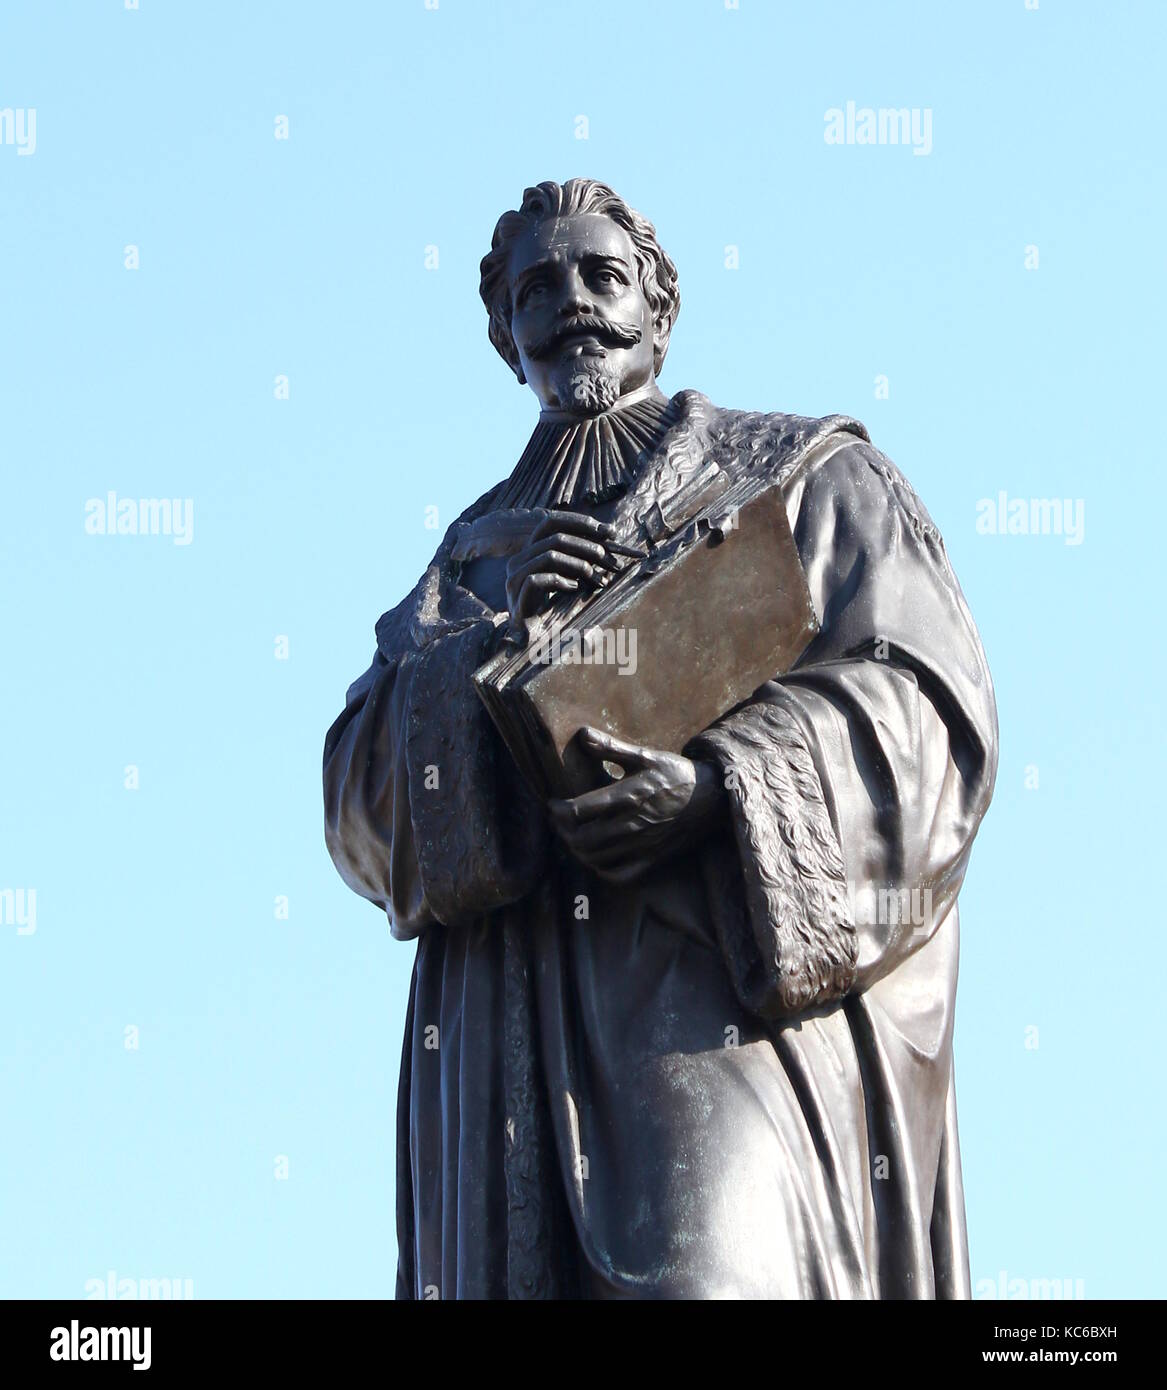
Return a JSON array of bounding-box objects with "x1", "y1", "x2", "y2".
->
[{"x1": 323, "y1": 179, "x2": 998, "y2": 1299}]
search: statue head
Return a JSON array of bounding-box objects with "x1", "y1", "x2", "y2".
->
[{"x1": 479, "y1": 179, "x2": 681, "y2": 418}]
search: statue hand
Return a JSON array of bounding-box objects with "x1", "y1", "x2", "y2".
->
[
  {"x1": 504, "y1": 512, "x2": 622, "y2": 626},
  {"x1": 548, "y1": 727, "x2": 726, "y2": 886}
]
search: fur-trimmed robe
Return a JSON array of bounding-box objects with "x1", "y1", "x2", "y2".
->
[{"x1": 323, "y1": 391, "x2": 998, "y2": 1299}]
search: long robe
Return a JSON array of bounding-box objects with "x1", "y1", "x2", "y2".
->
[{"x1": 322, "y1": 391, "x2": 998, "y2": 1299}]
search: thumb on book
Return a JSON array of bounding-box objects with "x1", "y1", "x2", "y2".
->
[{"x1": 577, "y1": 726, "x2": 650, "y2": 770}]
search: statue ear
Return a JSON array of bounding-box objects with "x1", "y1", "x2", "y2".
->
[
  {"x1": 514, "y1": 361, "x2": 526, "y2": 385},
  {"x1": 653, "y1": 302, "x2": 680, "y2": 374}
]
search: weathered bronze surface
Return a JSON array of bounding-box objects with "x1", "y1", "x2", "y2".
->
[{"x1": 323, "y1": 179, "x2": 998, "y2": 1299}]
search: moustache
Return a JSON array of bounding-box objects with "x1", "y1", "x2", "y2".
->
[{"x1": 526, "y1": 315, "x2": 642, "y2": 361}]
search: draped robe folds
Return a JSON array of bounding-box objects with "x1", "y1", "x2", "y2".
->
[{"x1": 322, "y1": 390, "x2": 998, "y2": 1300}]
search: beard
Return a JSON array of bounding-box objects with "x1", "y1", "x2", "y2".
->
[{"x1": 553, "y1": 359, "x2": 623, "y2": 417}]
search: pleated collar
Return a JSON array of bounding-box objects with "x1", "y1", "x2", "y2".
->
[{"x1": 493, "y1": 391, "x2": 679, "y2": 510}]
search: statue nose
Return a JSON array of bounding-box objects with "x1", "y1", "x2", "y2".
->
[{"x1": 560, "y1": 278, "x2": 593, "y2": 316}]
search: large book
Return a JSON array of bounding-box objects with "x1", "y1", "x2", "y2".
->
[{"x1": 471, "y1": 463, "x2": 820, "y2": 799}]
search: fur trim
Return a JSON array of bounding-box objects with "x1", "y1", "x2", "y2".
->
[
  {"x1": 403, "y1": 621, "x2": 546, "y2": 926},
  {"x1": 690, "y1": 695, "x2": 857, "y2": 1015}
]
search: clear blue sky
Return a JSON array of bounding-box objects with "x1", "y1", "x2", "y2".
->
[{"x1": 2, "y1": 0, "x2": 1163, "y2": 1298}]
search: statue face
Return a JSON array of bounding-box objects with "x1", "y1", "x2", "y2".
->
[{"x1": 506, "y1": 213, "x2": 657, "y2": 416}]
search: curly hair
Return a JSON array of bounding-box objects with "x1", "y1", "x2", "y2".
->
[{"x1": 479, "y1": 179, "x2": 681, "y2": 380}]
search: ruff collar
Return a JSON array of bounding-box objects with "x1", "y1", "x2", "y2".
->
[{"x1": 493, "y1": 392, "x2": 679, "y2": 509}]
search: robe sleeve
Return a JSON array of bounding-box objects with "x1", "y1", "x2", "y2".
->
[
  {"x1": 689, "y1": 437, "x2": 998, "y2": 1020},
  {"x1": 323, "y1": 612, "x2": 548, "y2": 939}
]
